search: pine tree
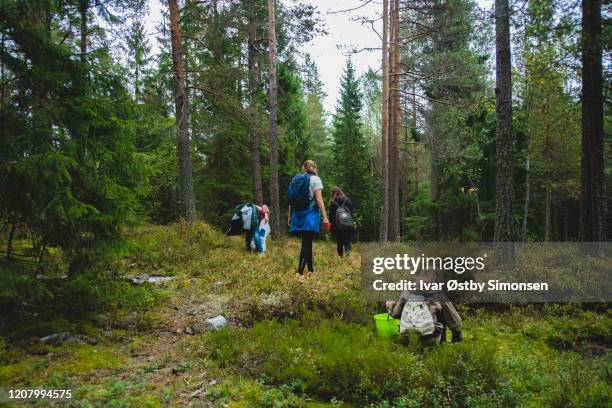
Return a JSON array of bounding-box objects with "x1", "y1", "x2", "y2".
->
[{"x1": 168, "y1": 0, "x2": 196, "y2": 223}]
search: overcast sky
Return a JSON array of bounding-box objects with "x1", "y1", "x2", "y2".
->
[{"x1": 144, "y1": 0, "x2": 493, "y2": 115}]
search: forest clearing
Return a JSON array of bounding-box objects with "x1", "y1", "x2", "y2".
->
[
  {"x1": 1, "y1": 223, "x2": 610, "y2": 407},
  {"x1": 1, "y1": 0, "x2": 610, "y2": 406}
]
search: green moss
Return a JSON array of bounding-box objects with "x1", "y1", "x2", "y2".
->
[
  {"x1": 0, "y1": 356, "x2": 45, "y2": 385},
  {"x1": 53, "y1": 345, "x2": 122, "y2": 374}
]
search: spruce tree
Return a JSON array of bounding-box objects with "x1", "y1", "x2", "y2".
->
[{"x1": 331, "y1": 60, "x2": 376, "y2": 239}]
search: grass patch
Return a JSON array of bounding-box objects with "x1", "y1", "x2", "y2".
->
[
  {"x1": 199, "y1": 308, "x2": 610, "y2": 407},
  {"x1": 199, "y1": 314, "x2": 514, "y2": 406}
]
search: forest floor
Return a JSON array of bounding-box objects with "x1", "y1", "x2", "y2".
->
[{"x1": 0, "y1": 223, "x2": 610, "y2": 407}]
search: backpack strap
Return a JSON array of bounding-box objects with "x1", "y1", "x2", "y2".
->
[{"x1": 305, "y1": 173, "x2": 316, "y2": 209}]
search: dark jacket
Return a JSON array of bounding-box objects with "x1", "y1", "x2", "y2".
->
[{"x1": 330, "y1": 196, "x2": 353, "y2": 237}]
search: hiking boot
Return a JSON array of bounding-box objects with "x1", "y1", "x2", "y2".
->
[{"x1": 451, "y1": 330, "x2": 463, "y2": 343}]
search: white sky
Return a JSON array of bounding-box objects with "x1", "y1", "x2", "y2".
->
[{"x1": 144, "y1": 0, "x2": 493, "y2": 114}]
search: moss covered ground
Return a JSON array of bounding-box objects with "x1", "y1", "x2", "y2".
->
[{"x1": 0, "y1": 223, "x2": 610, "y2": 407}]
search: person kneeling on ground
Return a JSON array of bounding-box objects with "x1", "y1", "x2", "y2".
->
[{"x1": 385, "y1": 291, "x2": 463, "y2": 346}]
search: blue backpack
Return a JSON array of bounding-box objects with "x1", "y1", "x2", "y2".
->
[{"x1": 288, "y1": 173, "x2": 312, "y2": 211}]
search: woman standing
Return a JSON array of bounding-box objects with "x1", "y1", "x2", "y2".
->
[
  {"x1": 329, "y1": 187, "x2": 354, "y2": 257},
  {"x1": 288, "y1": 160, "x2": 329, "y2": 277}
]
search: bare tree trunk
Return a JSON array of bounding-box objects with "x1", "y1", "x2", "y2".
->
[
  {"x1": 545, "y1": 183, "x2": 552, "y2": 242},
  {"x1": 494, "y1": 0, "x2": 514, "y2": 261},
  {"x1": 412, "y1": 81, "x2": 418, "y2": 196},
  {"x1": 387, "y1": 0, "x2": 401, "y2": 241},
  {"x1": 428, "y1": 1, "x2": 442, "y2": 241},
  {"x1": 522, "y1": 152, "x2": 530, "y2": 242},
  {"x1": 412, "y1": 141, "x2": 420, "y2": 240},
  {"x1": 580, "y1": 0, "x2": 606, "y2": 243},
  {"x1": 563, "y1": 205, "x2": 569, "y2": 241},
  {"x1": 6, "y1": 223, "x2": 15, "y2": 261},
  {"x1": 379, "y1": 0, "x2": 389, "y2": 242},
  {"x1": 401, "y1": 98, "x2": 409, "y2": 234},
  {"x1": 79, "y1": 0, "x2": 89, "y2": 62},
  {"x1": 246, "y1": 0, "x2": 264, "y2": 204},
  {"x1": 267, "y1": 0, "x2": 280, "y2": 238},
  {"x1": 387, "y1": 4, "x2": 395, "y2": 240},
  {"x1": 429, "y1": 135, "x2": 441, "y2": 240},
  {"x1": 413, "y1": 143, "x2": 419, "y2": 195},
  {"x1": 1, "y1": 32, "x2": 5, "y2": 109},
  {"x1": 168, "y1": 0, "x2": 196, "y2": 223}
]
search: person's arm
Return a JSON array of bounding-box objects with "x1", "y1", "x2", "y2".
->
[
  {"x1": 314, "y1": 189, "x2": 329, "y2": 224},
  {"x1": 388, "y1": 290, "x2": 410, "y2": 318},
  {"x1": 287, "y1": 205, "x2": 291, "y2": 226}
]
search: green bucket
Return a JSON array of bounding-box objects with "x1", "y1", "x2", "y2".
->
[{"x1": 374, "y1": 313, "x2": 400, "y2": 338}]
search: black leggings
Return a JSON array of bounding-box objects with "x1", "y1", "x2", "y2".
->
[
  {"x1": 298, "y1": 231, "x2": 315, "y2": 274},
  {"x1": 244, "y1": 229, "x2": 253, "y2": 250},
  {"x1": 336, "y1": 235, "x2": 352, "y2": 257}
]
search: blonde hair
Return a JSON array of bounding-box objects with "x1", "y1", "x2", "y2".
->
[{"x1": 303, "y1": 160, "x2": 317, "y2": 174}]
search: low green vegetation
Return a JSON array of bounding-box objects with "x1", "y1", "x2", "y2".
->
[
  {"x1": 200, "y1": 310, "x2": 610, "y2": 407},
  {"x1": 1, "y1": 224, "x2": 610, "y2": 407}
]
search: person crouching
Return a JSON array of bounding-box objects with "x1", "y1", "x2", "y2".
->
[{"x1": 385, "y1": 291, "x2": 463, "y2": 346}]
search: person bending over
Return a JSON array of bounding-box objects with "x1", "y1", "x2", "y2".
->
[{"x1": 386, "y1": 290, "x2": 463, "y2": 346}]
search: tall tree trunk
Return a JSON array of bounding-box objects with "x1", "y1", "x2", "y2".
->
[
  {"x1": 79, "y1": 0, "x2": 89, "y2": 62},
  {"x1": 522, "y1": 152, "x2": 530, "y2": 241},
  {"x1": 494, "y1": 0, "x2": 514, "y2": 260},
  {"x1": 387, "y1": 0, "x2": 401, "y2": 241},
  {"x1": 563, "y1": 204, "x2": 569, "y2": 241},
  {"x1": 429, "y1": 21, "x2": 441, "y2": 241},
  {"x1": 413, "y1": 143, "x2": 419, "y2": 195},
  {"x1": 545, "y1": 183, "x2": 552, "y2": 242},
  {"x1": 401, "y1": 97, "x2": 409, "y2": 234},
  {"x1": 1, "y1": 32, "x2": 5, "y2": 110},
  {"x1": 429, "y1": 135, "x2": 441, "y2": 239},
  {"x1": 387, "y1": 33, "x2": 395, "y2": 241},
  {"x1": 246, "y1": 0, "x2": 264, "y2": 204},
  {"x1": 6, "y1": 223, "x2": 15, "y2": 261},
  {"x1": 168, "y1": 0, "x2": 196, "y2": 223},
  {"x1": 580, "y1": 0, "x2": 605, "y2": 242},
  {"x1": 412, "y1": 80, "x2": 418, "y2": 196},
  {"x1": 267, "y1": 0, "x2": 280, "y2": 238},
  {"x1": 379, "y1": 0, "x2": 389, "y2": 242}
]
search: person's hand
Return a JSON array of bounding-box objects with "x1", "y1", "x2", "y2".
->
[
  {"x1": 385, "y1": 301, "x2": 395, "y2": 312},
  {"x1": 287, "y1": 216, "x2": 291, "y2": 227},
  {"x1": 323, "y1": 217, "x2": 329, "y2": 225}
]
